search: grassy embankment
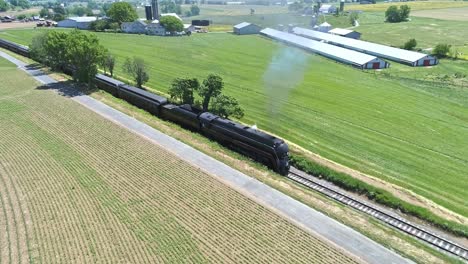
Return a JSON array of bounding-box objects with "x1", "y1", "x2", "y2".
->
[
  {"x1": 0, "y1": 56, "x2": 361, "y2": 263},
  {"x1": 1, "y1": 28, "x2": 467, "y2": 221}
]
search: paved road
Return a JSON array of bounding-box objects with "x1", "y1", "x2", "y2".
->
[{"x1": 1, "y1": 51, "x2": 414, "y2": 264}]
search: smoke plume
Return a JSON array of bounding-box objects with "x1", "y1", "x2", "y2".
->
[{"x1": 263, "y1": 47, "x2": 308, "y2": 120}]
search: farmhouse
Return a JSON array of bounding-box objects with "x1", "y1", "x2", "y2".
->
[
  {"x1": 121, "y1": 21, "x2": 147, "y2": 34},
  {"x1": 319, "y1": 4, "x2": 337, "y2": 14},
  {"x1": 260, "y1": 28, "x2": 388, "y2": 69},
  {"x1": 147, "y1": 21, "x2": 166, "y2": 36},
  {"x1": 328, "y1": 28, "x2": 361, "y2": 39},
  {"x1": 293, "y1": 27, "x2": 438, "y2": 66},
  {"x1": 57, "y1": 17, "x2": 97, "y2": 29},
  {"x1": 233, "y1": 22, "x2": 262, "y2": 35}
]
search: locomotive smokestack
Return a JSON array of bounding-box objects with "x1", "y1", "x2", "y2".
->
[
  {"x1": 151, "y1": 0, "x2": 160, "y2": 20},
  {"x1": 145, "y1": 5, "x2": 152, "y2": 21}
]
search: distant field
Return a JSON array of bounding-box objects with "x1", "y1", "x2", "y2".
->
[
  {"x1": 412, "y1": 6, "x2": 468, "y2": 21},
  {"x1": 0, "y1": 57, "x2": 358, "y2": 263},
  {"x1": 2, "y1": 29, "x2": 468, "y2": 218},
  {"x1": 345, "y1": 1, "x2": 468, "y2": 12},
  {"x1": 0, "y1": 7, "x2": 41, "y2": 17}
]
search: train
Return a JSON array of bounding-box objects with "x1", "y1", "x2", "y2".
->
[{"x1": 0, "y1": 38, "x2": 290, "y2": 175}]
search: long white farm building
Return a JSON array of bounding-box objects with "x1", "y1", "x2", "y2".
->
[
  {"x1": 260, "y1": 28, "x2": 389, "y2": 69},
  {"x1": 293, "y1": 27, "x2": 438, "y2": 66},
  {"x1": 57, "y1": 17, "x2": 97, "y2": 29}
]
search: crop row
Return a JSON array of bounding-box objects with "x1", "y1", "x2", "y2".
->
[{"x1": 0, "y1": 81, "x2": 359, "y2": 263}]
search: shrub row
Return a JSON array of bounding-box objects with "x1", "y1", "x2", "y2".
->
[{"x1": 290, "y1": 154, "x2": 468, "y2": 238}]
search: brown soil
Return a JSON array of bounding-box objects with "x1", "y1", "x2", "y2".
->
[{"x1": 0, "y1": 22, "x2": 37, "y2": 30}]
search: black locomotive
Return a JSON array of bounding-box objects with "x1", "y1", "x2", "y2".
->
[{"x1": 0, "y1": 39, "x2": 290, "y2": 175}]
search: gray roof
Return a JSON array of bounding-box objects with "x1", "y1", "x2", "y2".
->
[
  {"x1": 68, "y1": 16, "x2": 97, "y2": 22},
  {"x1": 293, "y1": 27, "x2": 434, "y2": 63},
  {"x1": 260, "y1": 28, "x2": 381, "y2": 66},
  {"x1": 234, "y1": 22, "x2": 252, "y2": 29}
]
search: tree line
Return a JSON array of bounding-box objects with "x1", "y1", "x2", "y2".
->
[{"x1": 29, "y1": 30, "x2": 243, "y2": 119}]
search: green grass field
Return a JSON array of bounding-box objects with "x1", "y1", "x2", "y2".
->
[
  {"x1": 2, "y1": 29, "x2": 467, "y2": 219},
  {"x1": 0, "y1": 57, "x2": 360, "y2": 263}
]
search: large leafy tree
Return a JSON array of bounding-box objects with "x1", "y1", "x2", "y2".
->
[
  {"x1": 198, "y1": 74, "x2": 223, "y2": 111},
  {"x1": 190, "y1": 5, "x2": 200, "y2": 16},
  {"x1": 107, "y1": 2, "x2": 138, "y2": 24},
  {"x1": 159, "y1": 15, "x2": 183, "y2": 34},
  {"x1": 0, "y1": 0, "x2": 9, "y2": 11},
  {"x1": 123, "y1": 57, "x2": 149, "y2": 88},
  {"x1": 65, "y1": 30, "x2": 107, "y2": 83},
  {"x1": 385, "y1": 5, "x2": 411, "y2": 23},
  {"x1": 30, "y1": 30, "x2": 106, "y2": 84},
  {"x1": 210, "y1": 95, "x2": 244, "y2": 119},
  {"x1": 169, "y1": 78, "x2": 200, "y2": 105}
]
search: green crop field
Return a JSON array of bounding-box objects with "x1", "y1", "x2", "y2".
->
[
  {"x1": 1, "y1": 28, "x2": 467, "y2": 218},
  {"x1": 0, "y1": 57, "x2": 360, "y2": 263}
]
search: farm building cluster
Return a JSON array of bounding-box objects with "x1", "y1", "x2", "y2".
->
[
  {"x1": 233, "y1": 21, "x2": 437, "y2": 69},
  {"x1": 56, "y1": 0, "x2": 201, "y2": 36}
]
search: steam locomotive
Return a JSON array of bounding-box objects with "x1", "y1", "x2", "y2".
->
[{"x1": 0, "y1": 38, "x2": 290, "y2": 175}]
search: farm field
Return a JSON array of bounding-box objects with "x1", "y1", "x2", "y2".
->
[
  {"x1": 2, "y1": 29, "x2": 468, "y2": 219},
  {"x1": 345, "y1": 1, "x2": 468, "y2": 12},
  {"x1": 412, "y1": 7, "x2": 468, "y2": 21},
  {"x1": 0, "y1": 57, "x2": 359, "y2": 263}
]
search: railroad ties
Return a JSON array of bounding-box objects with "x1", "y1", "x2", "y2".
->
[{"x1": 287, "y1": 168, "x2": 468, "y2": 261}]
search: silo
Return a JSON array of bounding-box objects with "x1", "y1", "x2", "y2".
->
[
  {"x1": 340, "y1": 0, "x2": 344, "y2": 12},
  {"x1": 145, "y1": 5, "x2": 152, "y2": 20},
  {"x1": 151, "y1": 0, "x2": 160, "y2": 20}
]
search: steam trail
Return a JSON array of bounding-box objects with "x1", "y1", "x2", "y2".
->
[{"x1": 263, "y1": 47, "x2": 308, "y2": 121}]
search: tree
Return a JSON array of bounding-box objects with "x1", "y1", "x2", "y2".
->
[
  {"x1": 210, "y1": 95, "x2": 244, "y2": 119},
  {"x1": 190, "y1": 5, "x2": 200, "y2": 16},
  {"x1": 385, "y1": 6, "x2": 400, "y2": 23},
  {"x1": 30, "y1": 31, "x2": 49, "y2": 63},
  {"x1": 17, "y1": 0, "x2": 30, "y2": 9},
  {"x1": 288, "y1": 1, "x2": 303, "y2": 12},
  {"x1": 42, "y1": 31, "x2": 69, "y2": 70},
  {"x1": 159, "y1": 15, "x2": 183, "y2": 34},
  {"x1": 0, "y1": 0, "x2": 9, "y2": 11},
  {"x1": 199, "y1": 74, "x2": 223, "y2": 111},
  {"x1": 403, "y1": 38, "x2": 417, "y2": 50},
  {"x1": 385, "y1": 5, "x2": 410, "y2": 23},
  {"x1": 349, "y1": 12, "x2": 359, "y2": 26},
  {"x1": 39, "y1": 7, "x2": 50, "y2": 18},
  {"x1": 399, "y1": 4, "x2": 411, "y2": 21},
  {"x1": 169, "y1": 78, "x2": 200, "y2": 104},
  {"x1": 432, "y1": 44, "x2": 451, "y2": 58},
  {"x1": 65, "y1": 30, "x2": 107, "y2": 83},
  {"x1": 107, "y1": 2, "x2": 138, "y2": 24},
  {"x1": 123, "y1": 57, "x2": 149, "y2": 88},
  {"x1": 101, "y1": 53, "x2": 116, "y2": 76}
]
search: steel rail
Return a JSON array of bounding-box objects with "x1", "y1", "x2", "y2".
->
[{"x1": 287, "y1": 168, "x2": 468, "y2": 261}]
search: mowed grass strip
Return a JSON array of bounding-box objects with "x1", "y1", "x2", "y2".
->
[
  {"x1": 0, "y1": 58, "x2": 359, "y2": 263},
  {"x1": 1, "y1": 29, "x2": 468, "y2": 218},
  {"x1": 345, "y1": 1, "x2": 468, "y2": 12}
]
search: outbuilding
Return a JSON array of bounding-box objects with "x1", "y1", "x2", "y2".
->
[
  {"x1": 316, "y1": 22, "x2": 332, "y2": 33},
  {"x1": 146, "y1": 21, "x2": 166, "y2": 36},
  {"x1": 233, "y1": 22, "x2": 261, "y2": 35},
  {"x1": 57, "y1": 17, "x2": 97, "y2": 29},
  {"x1": 328, "y1": 28, "x2": 361, "y2": 39},
  {"x1": 121, "y1": 20, "x2": 147, "y2": 34},
  {"x1": 319, "y1": 4, "x2": 337, "y2": 14}
]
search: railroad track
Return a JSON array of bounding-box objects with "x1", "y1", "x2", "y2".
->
[{"x1": 287, "y1": 168, "x2": 468, "y2": 261}]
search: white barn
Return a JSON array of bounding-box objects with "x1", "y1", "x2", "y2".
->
[
  {"x1": 233, "y1": 22, "x2": 262, "y2": 35},
  {"x1": 293, "y1": 27, "x2": 438, "y2": 66},
  {"x1": 57, "y1": 17, "x2": 97, "y2": 29},
  {"x1": 261, "y1": 28, "x2": 389, "y2": 69},
  {"x1": 319, "y1": 4, "x2": 337, "y2": 14}
]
